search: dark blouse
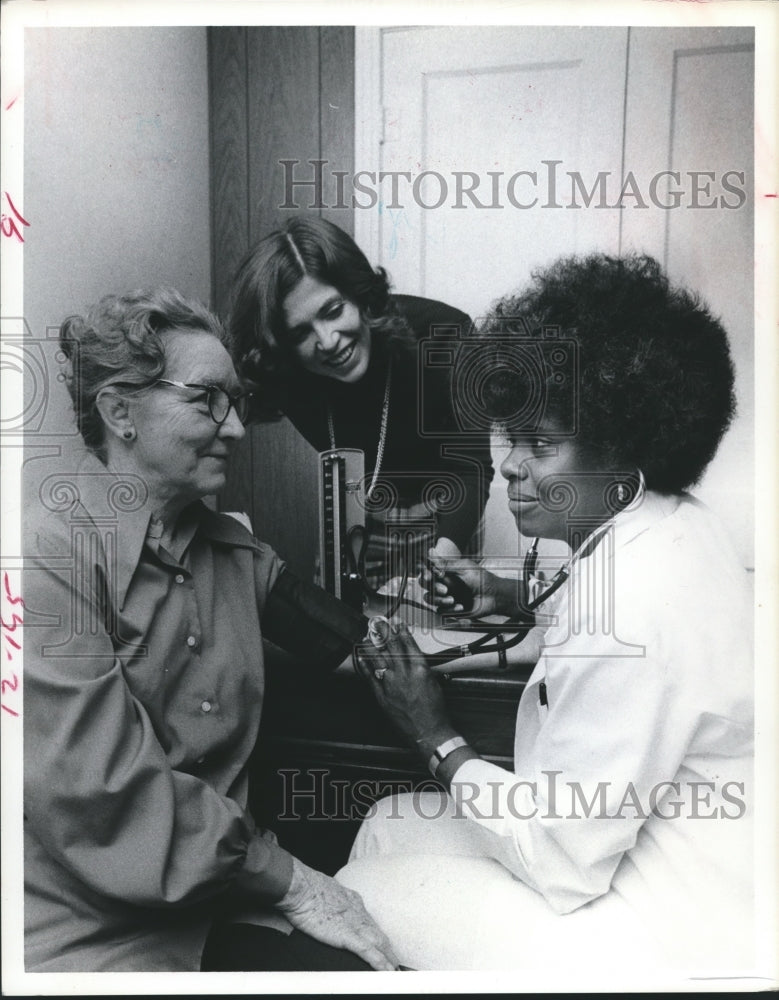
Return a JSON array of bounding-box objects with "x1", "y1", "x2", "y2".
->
[{"x1": 282, "y1": 294, "x2": 495, "y2": 552}]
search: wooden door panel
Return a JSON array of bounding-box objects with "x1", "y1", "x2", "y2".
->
[{"x1": 210, "y1": 26, "x2": 354, "y2": 579}]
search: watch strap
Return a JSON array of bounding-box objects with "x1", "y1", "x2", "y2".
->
[{"x1": 428, "y1": 735, "x2": 469, "y2": 778}]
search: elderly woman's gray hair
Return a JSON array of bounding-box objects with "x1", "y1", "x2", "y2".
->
[{"x1": 59, "y1": 288, "x2": 224, "y2": 457}]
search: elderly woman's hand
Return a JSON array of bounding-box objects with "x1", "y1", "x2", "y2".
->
[
  {"x1": 276, "y1": 857, "x2": 399, "y2": 970},
  {"x1": 353, "y1": 619, "x2": 455, "y2": 755}
]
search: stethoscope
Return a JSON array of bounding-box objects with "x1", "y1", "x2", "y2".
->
[
  {"x1": 345, "y1": 521, "x2": 434, "y2": 618},
  {"x1": 357, "y1": 520, "x2": 616, "y2": 669},
  {"x1": 354, "y1": 468, "x2": 647, "y2": 668},
  {"x1": 419, "y1": 536, "x2": 571, "y2": 667}
]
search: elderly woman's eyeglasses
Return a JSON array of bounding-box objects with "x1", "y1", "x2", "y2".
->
[{"x1": 153, "y1": 379, "x2": 252, "y2": 425}]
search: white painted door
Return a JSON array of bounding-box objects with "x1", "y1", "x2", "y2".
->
[{"x1": 358, "y1": 25, "x2": 628, "y2": 321}]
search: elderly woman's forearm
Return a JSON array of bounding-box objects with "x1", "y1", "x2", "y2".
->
[{"x1": 260, "y1": 566, "x2": 368, "y2": 668}]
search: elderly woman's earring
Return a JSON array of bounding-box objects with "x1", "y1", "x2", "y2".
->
[{"x1": 123, "y1": 428, "x2": 136, "y2": 441}]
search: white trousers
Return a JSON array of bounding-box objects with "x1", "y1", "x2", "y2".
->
[{"x1": 336, "y1": 790, "x2": 669, "y2": 977}]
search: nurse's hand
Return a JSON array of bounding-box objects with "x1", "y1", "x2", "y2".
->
[
  {"x1": 354, "y1": 619, "x2": 455, "y2": 754},
  {"x1": 276, "y1": 857, "x2": 399, "y2": 970},
  {"x1": 421, "y1": 538, "x2": 503, "y2": 616}
]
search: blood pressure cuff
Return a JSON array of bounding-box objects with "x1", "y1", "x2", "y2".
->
[{"x1": 261, "y1": 567, "x2": 368, "y2": 670}]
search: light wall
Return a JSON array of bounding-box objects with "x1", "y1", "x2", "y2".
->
[{"x1": 23, "y1": 27, "x2": 211, "y2": 469}]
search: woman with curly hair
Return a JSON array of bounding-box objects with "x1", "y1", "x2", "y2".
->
[
  {"x1": 336, "y1": 254, "x2": 754, "y2": 979},
  {"x1": 22, "y1": 288, "x2": 398, "y2": 972},
  {"x1": 229, "y1": 215, "x2": 494, "y2": 589}
]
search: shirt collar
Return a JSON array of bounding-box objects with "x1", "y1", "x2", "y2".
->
[
  {"x1": 195, "y1": 504, "x2": 261, "y2": 547},
  {"x1": 115, "y1": 501, "x2": 260, "y2": 610},
  {"x1": 535, "y1": 491, "x2": 682, "y2": 623},
  {"x1": 69, "y1": 453, "x2": 259, "y2": 611},
  {"x1": 564, "y1": 490, "x2": 681, "y2": 572},
  {"x1": 610, "y1": 489, "x2": 681, "y2": 551}
]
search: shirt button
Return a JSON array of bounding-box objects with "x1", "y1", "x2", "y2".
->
[
  {"x1": 201, "y1": 700, "x2": 212, "y2": 713},
  {"x1": 175, "y1": 574, "x2": 185, "y2": 584},
  {"x1": 186, "y1": 635, "x2": 197, "y2": 648}
]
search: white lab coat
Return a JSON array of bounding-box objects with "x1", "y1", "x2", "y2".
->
[{"x1": 338, "y1": 492, "x2": 755, "y2": 980}]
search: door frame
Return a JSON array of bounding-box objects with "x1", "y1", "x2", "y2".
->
[{"x1": 354, "y1": 27, "x2": 383, "y2": 264}]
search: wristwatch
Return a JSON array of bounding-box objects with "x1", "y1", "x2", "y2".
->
[{"x1": 428, "y1": 735, "x2": 470, "y2": 778}]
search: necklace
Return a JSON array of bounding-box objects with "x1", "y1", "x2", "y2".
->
[{"x1": 327, "y1": 363, "x2": 392, "y2": 501}]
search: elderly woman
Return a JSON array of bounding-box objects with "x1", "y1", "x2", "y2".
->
[
  {"x1": 22, "y1": 288, "x2": 398, "y2": 972},
  {"x1": 337, "y1": 254, "x2": 754, "y2": 977},
  {"x1": 228, "y1": 215, "x2": 494, "y2": 589}
]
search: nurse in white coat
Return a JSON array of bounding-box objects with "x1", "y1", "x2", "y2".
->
[{"x1": 338, "y1": 253, "x2": 754, "y2": 981}]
